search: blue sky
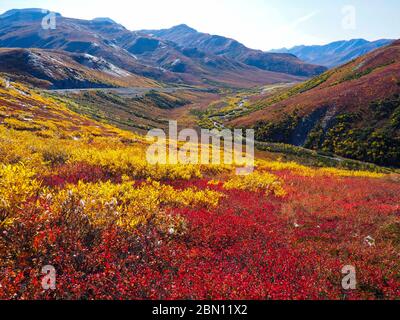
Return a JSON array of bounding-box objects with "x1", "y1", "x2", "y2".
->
[{"x1": 1, "y1": 0, "x2": 399, "y2": 50}]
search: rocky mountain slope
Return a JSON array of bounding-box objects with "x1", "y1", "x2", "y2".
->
[
  {"x1": 0, "y1": 48, "x2": 157, "y2": 89},
  {"x1": 141, "y1": 24, "x2": 327, "y2": 77}
]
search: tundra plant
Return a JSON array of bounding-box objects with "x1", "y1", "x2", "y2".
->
[{"x1": 146, "y1": 121, "x2": 255, "y2": 175}]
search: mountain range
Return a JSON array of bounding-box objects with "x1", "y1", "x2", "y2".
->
[
  {"x1": 141, "y1": 24, "x2": 327, "y2": 77},
  {"x1": 271, "y1": 39, "x2": 394, "y2": 68},
  {"x1": 0, "y1": 8, "x2": 325, "y2": 89}
]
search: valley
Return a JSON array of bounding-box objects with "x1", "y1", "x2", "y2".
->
[
  {"x1": 47, "y1": 85, "x2": 220, "y2": 133},
  {"x1": 0, "y1": 6, "x2": 400, "y2": 301},
  {"x1": 1, "y1": 77, "x2": 399, "y2": 300},
  {"x1": 225, "y1": 40, "x2": 400, "y2": 167}
]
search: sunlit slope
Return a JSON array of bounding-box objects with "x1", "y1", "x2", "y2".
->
[
  {"x1": 0, "y1": 48, "x2": 158, "y2": 89},
  {"x1": 230, "y1": 40, "x2": 400, "y2": 166}
]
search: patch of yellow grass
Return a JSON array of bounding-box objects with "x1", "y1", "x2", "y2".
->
[{"x1": 257, "y1": 160, "x2": 385, "y2": 179}]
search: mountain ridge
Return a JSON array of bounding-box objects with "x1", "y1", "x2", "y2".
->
[
  {"x1": 270, "y1": 38, "x2": 394, "y2": 67},
  {"x1": 0, "y1": 8, "x2": 322, "y2": 89},
  {"x1": 140, "y1": 24, "x2": 327, "y2": 77}
]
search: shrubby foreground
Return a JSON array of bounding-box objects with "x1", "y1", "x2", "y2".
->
[{"x1": 0, "y1": 81, "x2": 399, "y2": 300}]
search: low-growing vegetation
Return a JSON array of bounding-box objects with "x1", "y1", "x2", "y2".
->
[{"x1": 1, "y1": 80, "x2": 399, "y2": 300}]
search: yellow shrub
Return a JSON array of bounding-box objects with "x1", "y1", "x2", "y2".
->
[
  {"x1": 0, "y1": 164, "x2": 42, "y2": 226},
  {"x1": 51, "y1": 179, "x2": 223, "y2": 230},
  {"x1": 223, "y1": 171, "x2": 286, "y2": 197},
  {"x1": 4, "y1": 118, "x2": 42, "y2": 131},
  {"x1": 69, "y1": 145, "x2": 206, "y2": 181},
  {"x1": 318, "y1": 167, "x2": 385, "y2": 179},
  {"x1": 207, "y1": 180, "x2": 221, "y2": 186},
  {"x1": 257, "y1": 160, "x2": 385, "y2": 179},
  {"x1": 257, "y1": 160, "x2": 314, "y2": 175}
]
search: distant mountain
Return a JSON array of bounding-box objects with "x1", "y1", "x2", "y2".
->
[
  {"x1": 0, "y1": 9, "x2": 317, "y2": 89},
  {"x1": 140, "y1": 24, "x2": 327, "y2": 77},
  {"x1": 270, "y1": 39, "x2": 394, "y2": 68},
  {"x1": 231, "y1": 40, "x2": 400, "y2": 166}
]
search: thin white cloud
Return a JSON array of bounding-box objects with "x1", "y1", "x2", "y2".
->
[{"x1": 290, "y1": 10, "x2": 319, "y2": 28}]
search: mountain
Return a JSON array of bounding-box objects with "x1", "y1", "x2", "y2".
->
[
  {"x1": 0, "y1": 9, "x2": 174, "y2": 83},
  {"x1": 0, "y1": 48, "x2": 157, "y2": 89},
  {"x1": 271, "y1": 39, "x2": 394, "y2": 68},
  {"x1": 140, "y1": 24, "x2": 327, "y2": 77},
  {"x1": 114, "y1": 31, "x2": 303, "y2": 88},
  {"x1": 230, "y1": 40, "x2": 400, "y2": 166},
  {"x1": 0, "y1": 9, "x2": 315, "y2": 89}
]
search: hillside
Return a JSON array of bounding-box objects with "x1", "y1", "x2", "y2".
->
[
  {"x1": 271, "y1": 39, "x2": 393, "y2": 68},
  {"x1": 1, "y1": 77, "x2": 400, "y2": 300},
  {"x1": 49, "y1": 87, "x2": 220, "y2": 133},
  {"x1": 0, "y1": 9, "x2": 311, "y2": 89},
  {"x1": 0, "y1": 48, "x2": 157, "y2": 89},
  {"x1": 230, "y1": 40, "x2": 400, "y2": 167},
  {"x1": 142, "y1": 24, "x2": 327, "y2": 77}
]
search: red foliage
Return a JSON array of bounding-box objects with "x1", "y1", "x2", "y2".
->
[
  {"x1": 41, "y1": 162, "x2": 121, "y2": 188},
  {"x1": 1, "y1": 174, "x2": 399, "y2": 300}
]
